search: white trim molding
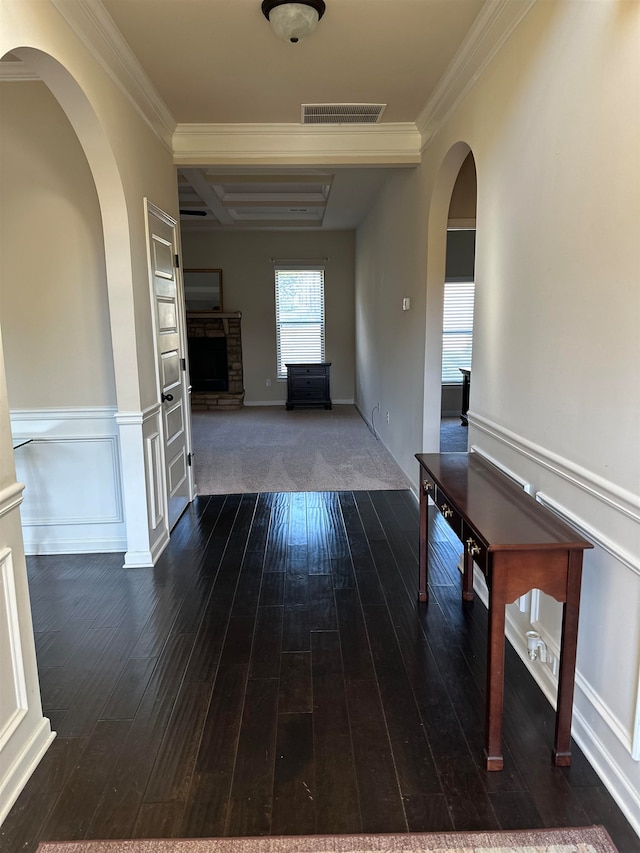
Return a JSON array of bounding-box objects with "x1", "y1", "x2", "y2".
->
[
  {"x1": 173, "y1": 123, "x2": 422, "y2": 166},
  {"x1": 466, "y1": 411, "x2": 640, "y2": 835},
  {"x1": 0, "y1": 548, "x2": 28, "y2": 752},
  {"x1": 417, "y1": 0, "x2": 537, "y2": 148},
  {"x1": 50, "y1": 0, "x2": 176, "y2": 150},
  {"x1": 468, "y1": 411, "x2": 640, "y2": 522},
  {"x1": 0, "y1": 483, "x2": 25, "y2": 520},
  {"x1": 11, "y1": 407, "x2": 126, "y2": 556}
]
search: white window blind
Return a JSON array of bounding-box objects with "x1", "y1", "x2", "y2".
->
[
  {"x1": 442, "y1": 280, "x2": 475, "y2": 383},
  {"x1": 275, "y1": 267, "x2": 325, "y2": 378}
]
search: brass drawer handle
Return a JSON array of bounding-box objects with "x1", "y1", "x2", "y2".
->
[
  {"x1": 422, "y1": 480, "x2": 434, "y2": 494},
  {"x1": 466, "y1": 537, "x2": 481, "y2": 557},
  {"x1": 441, "y1": 503, "x2": 453, "y2": 519}
]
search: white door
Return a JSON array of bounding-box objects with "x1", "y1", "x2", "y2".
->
[{"x1": 146, "y1": 203, "x2": 194, "y2": 530}]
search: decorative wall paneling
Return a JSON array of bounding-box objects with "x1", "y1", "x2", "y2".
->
[
  {"x1": 467, "y1": 412, "x2": 640, "y2": 835},
  {"x1": 10, "y1": 408, "x2": 125, "y2": 556},
  {"x1": 0, "y1": 497, "x2": 53, "y2": 826}
]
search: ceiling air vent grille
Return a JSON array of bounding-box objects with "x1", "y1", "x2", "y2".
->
[{"x1": 302, "y1": 103, "x2": 386, "y2": 125}]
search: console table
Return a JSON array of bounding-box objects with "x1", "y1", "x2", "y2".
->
[{"x1": 416, "y1": 452, "x2": 592, "y2": 771}]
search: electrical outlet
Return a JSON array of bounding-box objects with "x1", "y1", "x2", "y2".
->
[
  {"x1": 386, "y1": 411, "x2": 390, "y2": 423},
  {"x1": 266, "y1": 378, "x2": 271, "y2": 387}
]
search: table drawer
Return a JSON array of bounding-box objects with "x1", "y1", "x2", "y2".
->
[
  {"x1": 434, "y1": 485, "x2": 463, "y2": 538},
  {"x1": 292, "y1": 387, "x2": 326, "y2": 401},
  {"x1": 290, "y1": 377, "x2": 326, "y2": 391},
  {"x1": 462, "y1": 521, "x2": 489, "y2": 577},
  {"x1": 288, "y1": 365, "x2": 327, "y2": 378}
]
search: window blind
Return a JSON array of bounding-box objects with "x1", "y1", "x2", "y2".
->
[
  {"x1": 441, "y1": 280, "x2": 475, "y2": 383},
  {"x1": 275, "y1": 268, "x2": 325, "y2": 378}
]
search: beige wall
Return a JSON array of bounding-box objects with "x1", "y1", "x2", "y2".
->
[
  {"x1": 181, "y1": 230, "x2": 355, "y2": 404},
  {"x1": 0, "y1": 82, "x2": 116, "y2": 409}
]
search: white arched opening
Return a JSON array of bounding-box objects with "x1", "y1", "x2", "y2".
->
[
  {"x1": 4, "y1": 48, "x2": 155, "y2": 567},
  {"x1": 422, "y1": 141, "x2": 475, "y2": 451}
]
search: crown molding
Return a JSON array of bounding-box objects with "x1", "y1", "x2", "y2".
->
[
  {"x1": 417, "y1": 0, "x2": 537, "y2": 148},
  {"x1": 0, "y1": 61, "x2": 40, "y2": 82},
  {"x1": 50, "y1": 0, "x2": 176, "y2": 151},
  {"x1": 173, "y1": 122, "x2": 422, "y2": 166}
]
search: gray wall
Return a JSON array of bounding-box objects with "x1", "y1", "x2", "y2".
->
[{"x1": 180, "y1": 230, "x2": 356, "y2": 404}]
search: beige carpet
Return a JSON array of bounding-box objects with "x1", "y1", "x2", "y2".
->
[
  {"x1": 36, "y1": 826, "x2": 618, "y2": 853},
  {"x1": 190, "y1": 405, "x2": 411, "y2": 495}
]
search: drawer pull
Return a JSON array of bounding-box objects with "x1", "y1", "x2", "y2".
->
[
  {"x1": 466, "y1": 537, "x2": 481, "y2": 557},
  {"x1": 441, "y1": 503, "x2": 453, "y2": 519},
  {"x1": 422, "y1": 480, "x2": 434, "y2": 494}
]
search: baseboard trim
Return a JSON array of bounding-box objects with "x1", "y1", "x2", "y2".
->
[
  {"x1": 244, "y1": 399, "x2": 355, "y2": 407},
  {"x1": 0, "y1": 717, "x2": 54, "y2": 826},
  {"x1": 22, "y1": 537, "x2": 127, "y2": 556}
]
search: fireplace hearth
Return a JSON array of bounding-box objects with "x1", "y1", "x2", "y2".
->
[{"x1": 186, "y1": 312, "x2": 244, "y2": 409}]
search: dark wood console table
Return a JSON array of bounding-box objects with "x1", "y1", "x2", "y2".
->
[{"x1": 416, "y1": 452, "x2": 592, "y2": 771}]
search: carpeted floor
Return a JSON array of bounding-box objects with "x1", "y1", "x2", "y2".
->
[
  {"x1": 190, "y1": 405, "x2": 411, "y2": 494},
  {"x1": 439, "y1": 417, "x2": 468, "y2": 452},
  {"x1": 35, "y1": 825, "x2": 618, "y2": 852}
]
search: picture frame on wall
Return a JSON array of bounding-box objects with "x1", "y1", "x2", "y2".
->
[{"x1": 184, "y1": 268, "x2": 223, "y2": 311}]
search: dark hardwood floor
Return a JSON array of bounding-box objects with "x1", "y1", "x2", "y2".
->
[{"x1": 1, "y1": 491, "x2": 637, "y2": 851}]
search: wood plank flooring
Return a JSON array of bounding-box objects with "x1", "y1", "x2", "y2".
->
[{"x1": 1, "y1": 491, "x2": 637, "y2": 851}]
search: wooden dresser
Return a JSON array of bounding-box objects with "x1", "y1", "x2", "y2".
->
[{"x1": 286, "y1": 362, "x2": 332, "y2": 410}]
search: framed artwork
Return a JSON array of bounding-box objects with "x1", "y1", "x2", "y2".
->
[{"x1": 184, "y1": 268, "x2": 223, "y2": 311}]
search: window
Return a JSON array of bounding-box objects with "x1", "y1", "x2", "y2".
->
[
  {"x1": 275, "y1": 267, "x2": 325, "y2": 378},
  {"x1": 441, "y1": 280, "x2": 475, "y2": 383}
]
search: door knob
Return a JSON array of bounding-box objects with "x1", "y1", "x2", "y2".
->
[{"x1": 161, "y1": 393, "x2": 174, "y2": 403}]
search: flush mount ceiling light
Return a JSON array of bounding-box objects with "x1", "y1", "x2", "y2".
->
[{"x1": 261, "y1": 0, "x2": 326, "y2": 43}]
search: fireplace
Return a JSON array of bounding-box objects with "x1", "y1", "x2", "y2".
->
[
  {"x1": 188, "y1": 336, "x2": 228, "y2": 392},
  {"x1": 186, "y1": 312, "x2": 244, "y2": 409}
]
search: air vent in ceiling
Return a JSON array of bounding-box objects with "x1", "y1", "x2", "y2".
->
[{"x1": 302, "y1": 103, "x2": 386, "y2": 125}]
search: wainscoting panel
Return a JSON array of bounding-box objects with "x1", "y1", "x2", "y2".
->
[
  {"x1": 468, "y1": 411, "x2": 640, "y2": 835},
  {"x1": 0, "y1": 548, "x2": 27, "y2": 753},
  {"x1": 142, "y1": 405, "x2": 170, "y2": 563},
  {"x1": 10, "y1": 408, "x2": 126, "y2": 555}
]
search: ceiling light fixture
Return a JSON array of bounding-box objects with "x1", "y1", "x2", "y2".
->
[{"x1": 261, "y1": 0, "x2": 326, "y2": 44}]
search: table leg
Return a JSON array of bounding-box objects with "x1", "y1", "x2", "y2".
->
[
  {"x1": 462, "y1": 547, "x2": 474, "y2": 601},
  {"x1": 485, "y1": 569, "x2": 506, "y2": 771},
  {"x1": 553, "y1": 550, "x2": 583, "y2": 766},
  {"x1": 419, "y1": 480, "x2": 429, "y2": 602}
]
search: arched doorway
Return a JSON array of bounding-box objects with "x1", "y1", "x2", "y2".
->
[
  {"x1": 0, "y1": 42, "x2": 158, "y2": 823},
  {"x1": 440, "y1": 154, "x2": 477, "y2": 450},
  {"x1": 1, "y1": 47, "x2": 159, "y2": 567},
  {"x1": 422, "y1": 142, "x2": 477, "y2": 452}
]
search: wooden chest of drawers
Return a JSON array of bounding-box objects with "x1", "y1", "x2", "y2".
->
[{"x1": 286, "y1": 362, "x2": 332, "y2": 410}]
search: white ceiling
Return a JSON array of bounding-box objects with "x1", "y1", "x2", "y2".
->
[{"x1": 5, "y1": 1, "x2": 489, "y2": 229}]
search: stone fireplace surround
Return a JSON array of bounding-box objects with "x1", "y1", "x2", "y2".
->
[{"x1": 186, "y1": 312, "x2": 244, "y2": 410}]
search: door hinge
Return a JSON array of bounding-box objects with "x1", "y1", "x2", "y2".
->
[
  {"x1": 181, "y1": 357, "x2": 186, "y2": 371},
  {"x1": 187, "y1": 452, "x2": 193, "y2": 467},
  {"x1": 175, "y1": 254, "x2": 180, "y2": 269}
]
